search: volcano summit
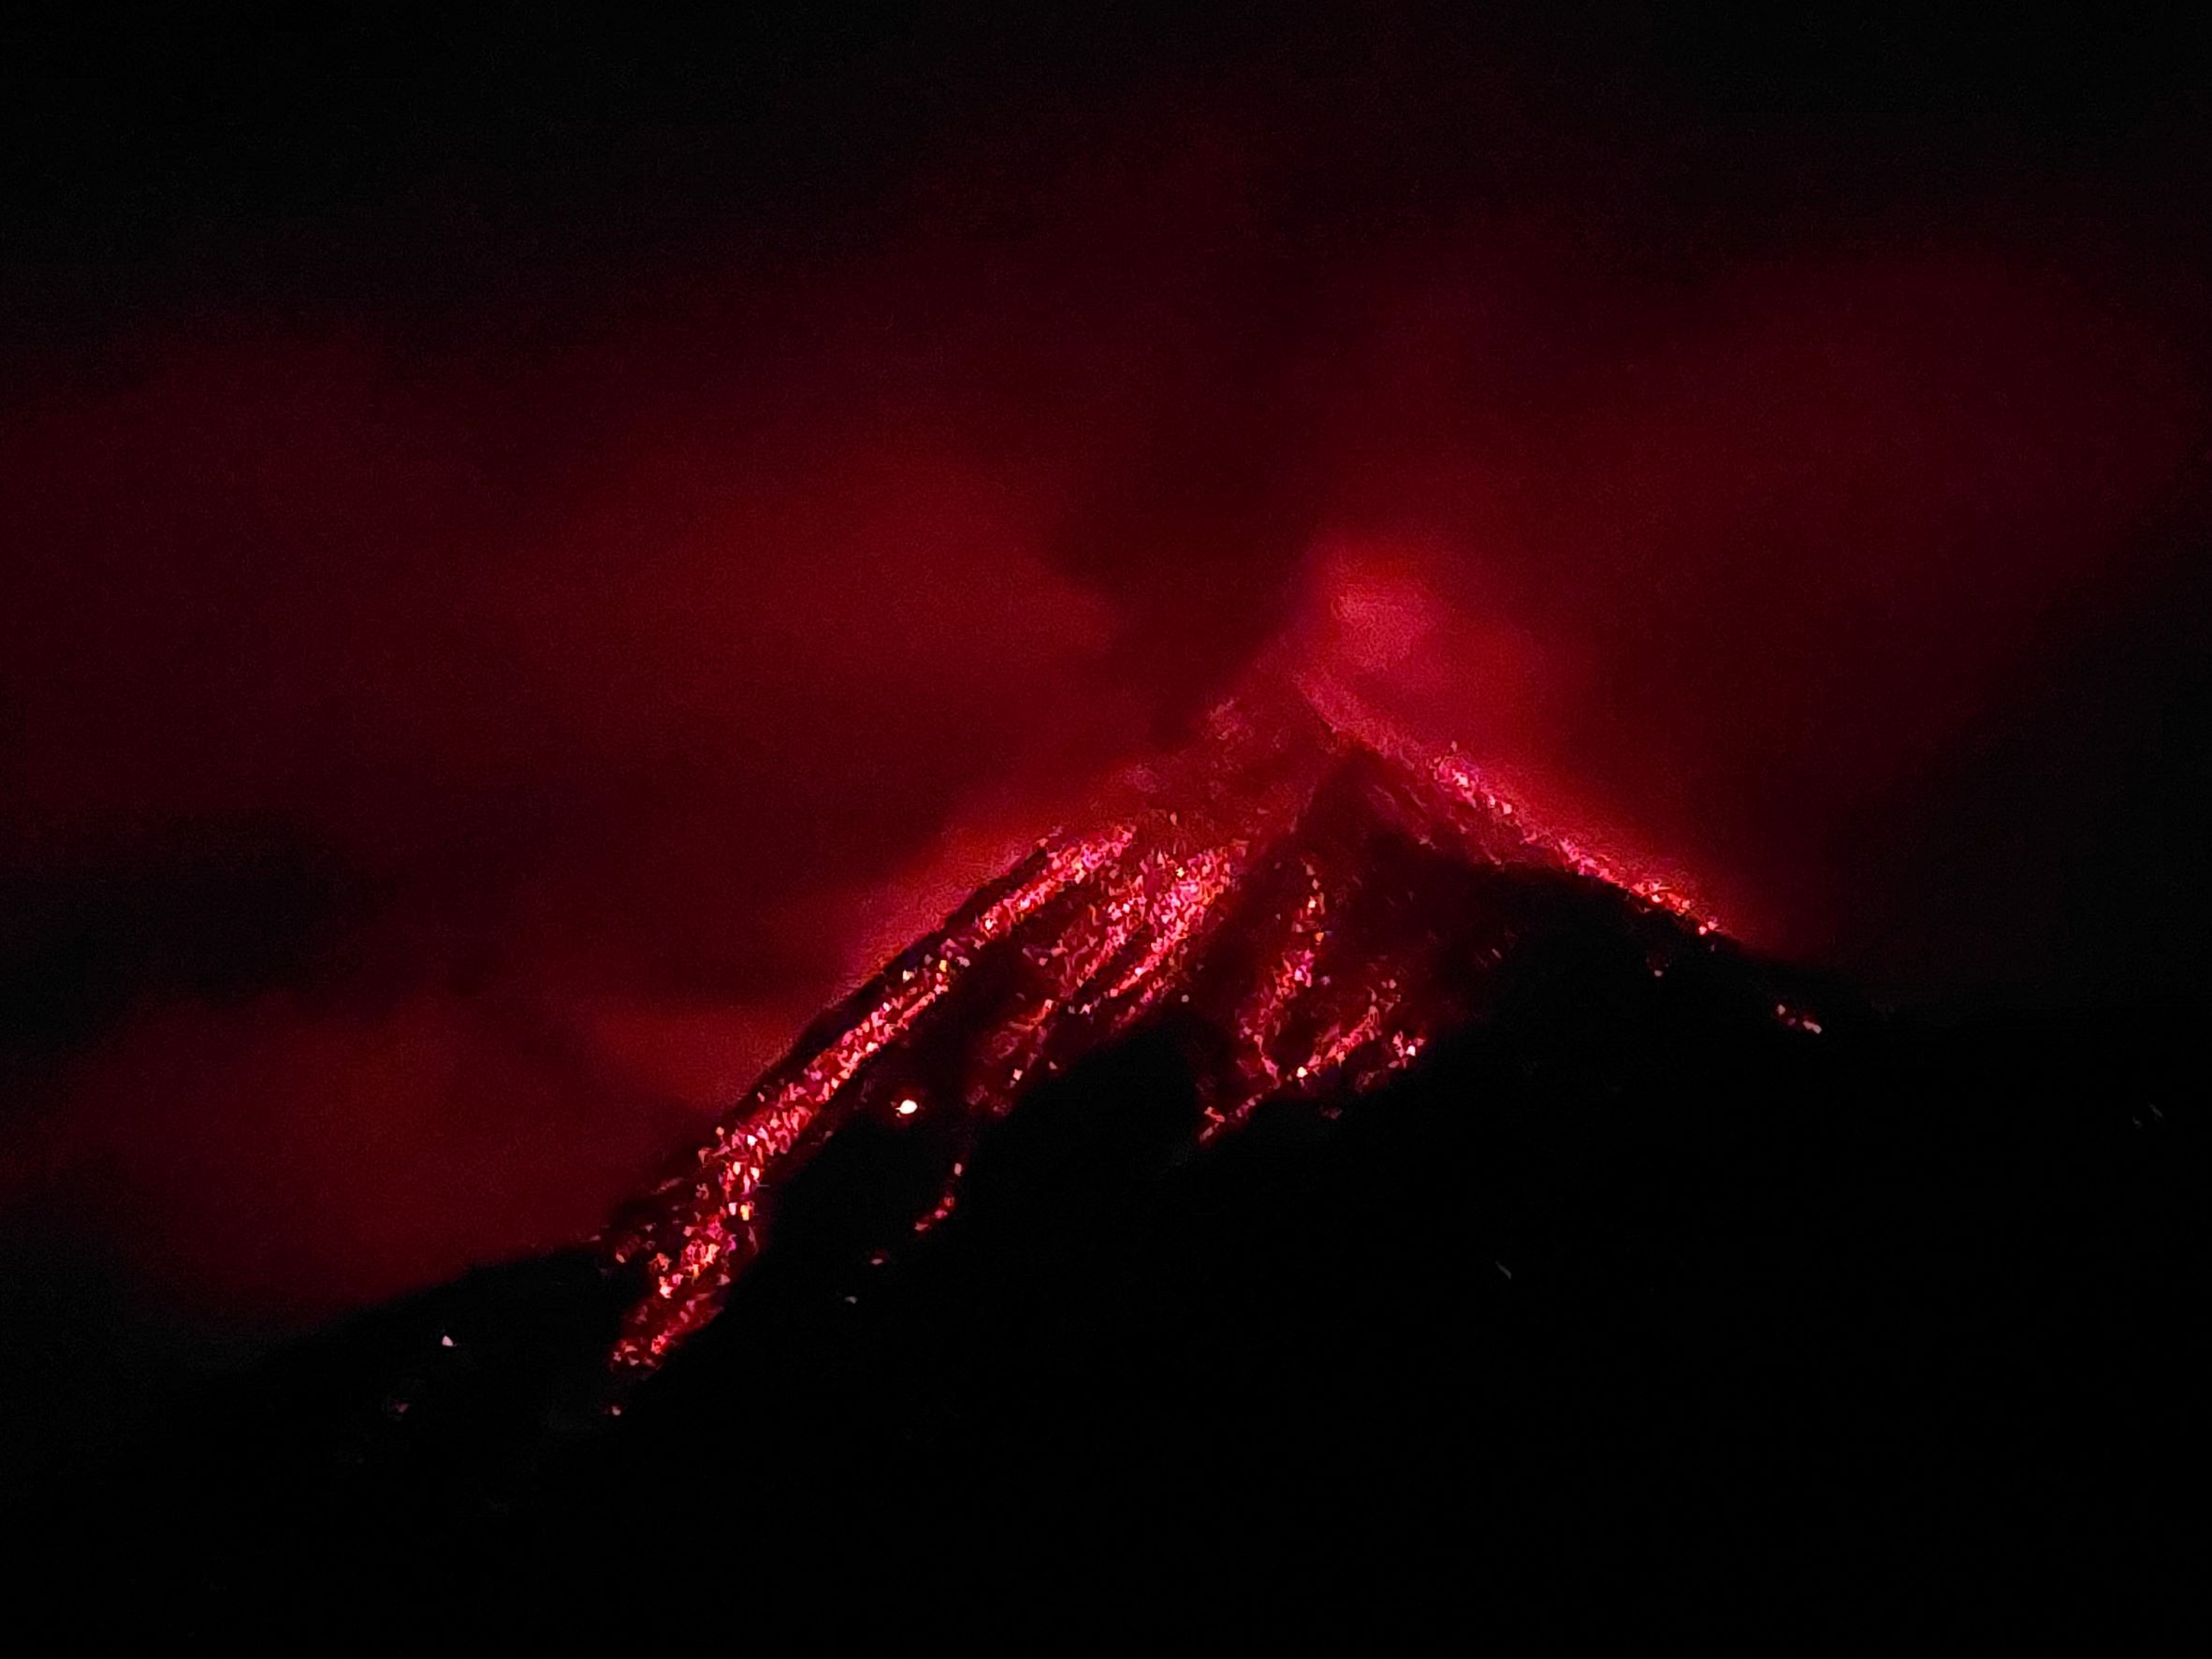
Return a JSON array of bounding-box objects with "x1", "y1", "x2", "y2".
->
[{"x1": 604, "y1": 687, "x2": 1742, "y2": 1375}]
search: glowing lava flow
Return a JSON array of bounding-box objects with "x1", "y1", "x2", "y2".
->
[{"x1": 601, "y1": 691, "x2": 1725, "y2": 1377}]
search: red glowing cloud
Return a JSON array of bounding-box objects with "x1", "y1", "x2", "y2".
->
[{"x1": 1, "y1": 81, "x2": 2204, "y2": 1344}]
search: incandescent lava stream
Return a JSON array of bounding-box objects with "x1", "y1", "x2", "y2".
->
[{"x1": 603, "y1": 684, "x2": 1746, "y2": 1378}]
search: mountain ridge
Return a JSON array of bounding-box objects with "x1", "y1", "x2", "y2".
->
[
  {"x1": 32, "y1": 693, "x2": 2201, "y2": 1643},
  {"x1": 601, "y1": 687, "x2": 1759, "y2": 1375}
]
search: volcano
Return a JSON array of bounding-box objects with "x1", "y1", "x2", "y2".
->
[
  {"x1": 604, "y1": 685, "x2": 1739, "y2": 1376},
  {"x1": 36, "y1": 688, "x2": 2201, "y2": 1644}
]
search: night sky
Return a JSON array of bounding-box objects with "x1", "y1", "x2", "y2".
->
[{"x1": 5, "y1": 6, "x2": 2209, "y2": 1446}]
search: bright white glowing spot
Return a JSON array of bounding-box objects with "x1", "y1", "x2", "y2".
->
[{"x1": 895, "y1": 1097, "x2": 921, "y2": 1116}]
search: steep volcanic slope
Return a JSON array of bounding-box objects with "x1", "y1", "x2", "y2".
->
[
  {"x1": 35, "y1": 691, "x2": 2205, "y2": 1645},
  {"x1": 603, "y1": 690, "x2": 1733, "y2": 1375}
]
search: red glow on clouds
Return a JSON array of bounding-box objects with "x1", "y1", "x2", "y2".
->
[{"x1": 1, "y1": 98, "x2": 2204, "y2": 1339}]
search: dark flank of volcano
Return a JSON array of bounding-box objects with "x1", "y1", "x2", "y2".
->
[
  {"x1": 603, "y1": 686, "x2": 1730, "y2": 1376},
  {"x1": 12, "y1": 4, "x2": 2212, "y2": 1646},
  {"x1": 31, "y1": 686, "x2": 2202, "y2": 1644}
]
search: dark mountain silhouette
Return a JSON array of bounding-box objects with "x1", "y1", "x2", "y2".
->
[
  {"x1": 27, "y1": 693, "x2": 2204, "y2": 1645},
  {"x1": 600, "y1": 687, "x2": 1737, "y2": 1379}
]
